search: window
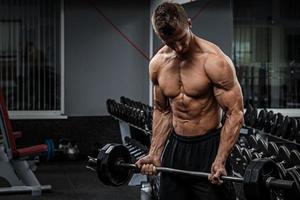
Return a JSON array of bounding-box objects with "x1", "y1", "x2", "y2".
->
[
  {"x1": 0, "y1": 0, "x2": 63, "y2": 117},
  {"x1": 233, "y1": 0, "x2": 300, "y2": 110}
]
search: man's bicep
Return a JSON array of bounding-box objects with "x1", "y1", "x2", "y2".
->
[
  {"x1": 153, "y1": 84, "x2": 169, "y2": 112},
  {"x1": 214, "y1": 83, "x2": 243, "y2": 113},
  {"x1": 205, "y1": 56, "x2": 243, "y2": 112}
]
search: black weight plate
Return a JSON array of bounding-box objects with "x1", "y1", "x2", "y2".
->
[
  {"x1": 275, "y1": 113, "x2": 284, "y2": 137},
  {"x1": 244, "y1": 104, "x2": 254, "y2": 126},
  {"x1": 290, "y1": 150, "x2": 300, "y2": 167},
  {"x1": 249, "y1": 107, "x2": 258, "y2": 127},
  {"x1": 284, "y1": 168, "x2": 300, "y2": 199},
  {"x1": 96, "y1": 143, "x2": 132, "y2": 186},
  {"x1": 120, "y1": 96, "x2": 126, "y2": 104},
  {"x1": 255, "y1": 109, "x2": 267, "y2": 130},
  {"x1": 252, "y1": 152, "x2": 261, "y2": 159},
  {"x1": 295, "y1": 122, "x2": 300, "y2": 143},
  {"x1": 280, "y1": 116, "x2": 291, "y2": 139},
  {"x1": 275, "y1": 162, "x2": 287, "y2": 179},
  {"x1": 110, "y1": 100, "x2": 117, "y2": 116},
  {"x1": 268, "y1": 142, "x2": 279, "y2": 159},
  {"x1": 270, "y1": 114, "x2": 279, "y2": 135},
  {"x1": 243, "y1": 158, "x2": 282, "y2": 200},
  {"x1": 248, "y1": 135, "x2": 258, "y2": 149},
  {"x1": 107, "y1": 144, "x2": 132, "y2": 186},
  {"x1": 263, "y1": 110, "x2": 274, "y2": 133},
  {"x1": 106, "y1": 99, "x2": 111, "y2": 114},
  {"x1": 231, "y1": 144, "x2": 243, "y2": 160},
  {"x1": 278, "y1": 146, "x2": 291, "y2": 167},
  {"x1": 288, "y1": 118, "x2": 298, "y2": 141},
  {"x1": 242, "y1": 148, "x2": 253, "y2": 163},
  {"x1": 97, "y1": 143, "x2": 114, "y2": 185},
  {"x1": 257, "y1": 138, "x2": 268, "y2": 157}
]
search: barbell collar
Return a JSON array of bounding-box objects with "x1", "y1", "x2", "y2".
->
[{"x1": 266, "y1": 177, "x2": 294, "y2": 189}]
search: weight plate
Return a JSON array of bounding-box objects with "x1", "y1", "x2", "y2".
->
[
  {"x1": 243, "y1": 158, "x2": 282, "y2": 200},
  {"x1": 97, "y1": 143, "x2": 132, "y2": 186}
]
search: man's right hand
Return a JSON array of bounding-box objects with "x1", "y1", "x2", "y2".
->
[{"x1": 135, "y1": 154, "x2": 161, "y2": 176}]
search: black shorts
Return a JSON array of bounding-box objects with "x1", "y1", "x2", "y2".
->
[{"x1": 159, "y1": 129, "x2": 236, "y2": 200}]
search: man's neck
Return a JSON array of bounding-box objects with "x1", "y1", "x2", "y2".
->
[{"x1": 176, "y1": 33, "x2": 197, "y2": 59}]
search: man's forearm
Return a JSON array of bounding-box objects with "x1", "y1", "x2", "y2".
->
[
  {"x1": 149, "y1": 109, "x2": 173, "y2": 157},
  {"x1": 215, "y1": 111, "x2": 244, "y2": 164}
]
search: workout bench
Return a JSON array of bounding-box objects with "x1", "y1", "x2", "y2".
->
[{"x1": 0, "y1": 90, "x2": 51, "y2": 196}]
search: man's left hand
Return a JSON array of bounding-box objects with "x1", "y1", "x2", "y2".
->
[{"x1": 208, "y1": 161, "x2": 227, "y2": 185}]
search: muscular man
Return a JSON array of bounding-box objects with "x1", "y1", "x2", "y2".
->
[{"x1": 136, "y1": 2, "x2": 244, "y2": 200}]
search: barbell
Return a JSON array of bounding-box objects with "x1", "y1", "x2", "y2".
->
[{"x1": 87, "y1": 143, "x2": 300, "y2": 200}]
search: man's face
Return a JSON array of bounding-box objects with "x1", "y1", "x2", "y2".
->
[{"x1": 158, "y1": 23, "x2": 192, "y2": 55}]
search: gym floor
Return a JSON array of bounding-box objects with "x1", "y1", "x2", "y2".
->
[{"x1": 2, "y1": 160, "x2": 140, "y2": 200}]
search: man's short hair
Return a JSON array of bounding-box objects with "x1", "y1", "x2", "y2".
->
[{"x1": 152, "y1": 2, "x2": 189, "y2": 37}]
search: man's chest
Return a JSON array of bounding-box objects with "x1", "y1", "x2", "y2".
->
[{"x1": 157, "y1": 59, "x2": 212, "y2": 98}]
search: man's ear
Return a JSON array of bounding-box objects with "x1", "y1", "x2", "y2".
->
[{"x1": 188, "y1": 18, "x2": 192, "y2": 29}]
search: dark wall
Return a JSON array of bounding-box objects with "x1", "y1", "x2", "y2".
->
[{"x1": 65, "y1": 0, "x2": 150, "y2": 116}]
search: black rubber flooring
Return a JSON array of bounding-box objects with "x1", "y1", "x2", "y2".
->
[{"x1": 2, "y1": 160, "x2": 140, "y2": 200}]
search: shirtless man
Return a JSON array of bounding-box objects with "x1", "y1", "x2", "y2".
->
[{"x1": 136, "y1": 2, "x2": 244, "y2": 200}]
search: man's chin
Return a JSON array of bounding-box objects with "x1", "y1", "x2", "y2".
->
[{"x1": 176, "y1": 50, "x2": 188, "y2": 56}]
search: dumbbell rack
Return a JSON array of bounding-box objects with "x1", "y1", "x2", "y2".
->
[
  {"x1": 110, "y1": 114, "x2": 154, "y2": 200},
  {"x1": 232, "y1": 126, "x2": 300, "y2": 200},
  {"x1": 241, "y1": 126, "x2": 300, "y2": 151},
  {"x1": 110, "y1": 115, "x2": 151, "y2": 144}
]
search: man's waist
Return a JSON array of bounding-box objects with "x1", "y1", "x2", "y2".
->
[{"x1": 170, "y1": 127, "x2": 222, "y2": 143}]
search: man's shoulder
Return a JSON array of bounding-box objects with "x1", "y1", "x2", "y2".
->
[
  {"x1": 150, "y1": 46, "x2": 170, "y2": 70},
  {"x1": 203, "y1": 51, "x2": 236, "y2": 87},
  {"x1": 195, "y1": 37, "x2": 224, "y2": 56},
  {"x1": 152, "y1": 45, "x2": 170, "y2": 59},
  {"x1": 198, "y1": 37, "x2": 233, "y2": 71}
]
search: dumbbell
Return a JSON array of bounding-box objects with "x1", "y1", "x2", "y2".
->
[
  {"x1": 124, "y1": 138, "x2": 148, "y2": 161},
  {"x1": 272, "y1": 113, "x2": 284, "y2": 136},
  {"x1": 256, "y1": 140, "x2": 283, "y2": 162},
  {"x1": 262, "y1": 142, "x2": 293, "y2": 169},
  {"x1": 230, "y1": 144, "x2": 248, "y2": 175},
  {"x1": 254, "y1": 109, "x2": 267, "y2": 130},
  {"x1": 244, "y1": 103, "x2": 257, "y2": 127},
  {"x1": 44, "y1": 139, "x2": 80, "y2": 161},
  {"x1": 263, "y1": 110, "x2": 274, "y2": 133},
  {"x1": 288, "y1": 118, "x2": 298, "y2": 141},
  {"x1": 58, "y1": 138, "x2": 80, "y2": 160},
  {"x1": 257, "y1": 140, "x2": 278, "y2": 160},
  {"x1": 268, "y1": 113, "x2": 280, "y2": 135},
  {"x1": 124, "y1": 143, "x2": 145, "y2": 157},
  {"x1": 277, "y1": 116, "x2": 291, "y2": 139},
  {"x1": 258, "y1": 140, "x2": 300, "y2": 178},
  {"x1": 240, "y1": 135, "x2": 265, "y2": 162},
  {"x1": 237, "y1": 136, "x2": 250, "y2": 149},
  {"x1": 275, "y1": 146, "x2": 300, "y2": 177}
]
